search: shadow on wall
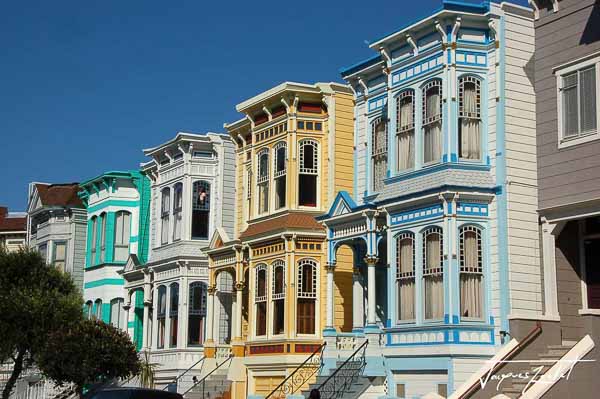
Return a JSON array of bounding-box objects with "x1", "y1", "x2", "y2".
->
[{"x1": 580, "y1": 1, "x2": 600, "y2": 45}]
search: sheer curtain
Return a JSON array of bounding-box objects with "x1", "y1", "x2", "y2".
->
[
  {"x1": 460, "y1": 81, "x2": 481, "y2": 159},
  {"x1": 397, "y1": 95, "x2": 415, "y2": 171},
  {"x1": 397, "y1": 236, "x2": 415, "y2": 321},
  {"x1": 372, "y1": 121, "x2": 388, "y2": 192},
  {"x1": 424, "y1": 86, "x2": 442, "y2": 163},
  {"x1": 424, "y1": 231, "x2": 444, "y2": 319},
  {"x1": 460, "y1": 229, "x2": 483, "y2": 318}
]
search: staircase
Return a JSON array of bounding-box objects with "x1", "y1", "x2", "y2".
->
[
  {"x1": 185, "y1": 367, "x2": 231, "y2": 399},
  {"x1": 301, "y1": 360, "x2": 371, "y2": 399}
]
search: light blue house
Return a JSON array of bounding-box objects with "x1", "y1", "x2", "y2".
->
[{"x1": 316, "y1": 1, "x2": 544, "y2": 397}]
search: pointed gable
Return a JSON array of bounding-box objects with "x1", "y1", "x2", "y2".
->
[
  {"x1": 124, "y1": 254, "x2": 141, "y2": 273},
  {"x1": 325, "y1": 191, "x2": 358, "y2": 218},
  {"x1": 209, "y1": 227, "x2": 230, "y2": 250}
]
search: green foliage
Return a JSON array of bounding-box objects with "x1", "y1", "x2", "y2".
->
[
  {"x1": 138, "y1": 351, "x2": 158, "y2": 389},
  {"x1": 37, "y1": 319, "x2": 141, "y2": 390}
]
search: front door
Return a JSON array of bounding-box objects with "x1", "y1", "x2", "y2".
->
[{"x1": 585, "y1": 238, "x2": 600, "y2": 309}]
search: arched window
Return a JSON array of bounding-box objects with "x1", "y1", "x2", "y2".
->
[
  {"x1": 110, "y1": 298, "x2": 126, "y2": 330},
  {"x1": 298, "y1": 140, "x2": 318, "y2": 207},
  {"x1": 255, "y1": 264, "x2": 267, "y2": 336},
  {"x1": 371, "y1": 118, "x2": 388, "y2": 192},
  {"x1": 157, "y1": 285, "x2": 166, "y2": 348},
  {"x1": 459, "y1": 226, "x2": 483, "y2": 319},
  {"x1": 422, "y1": 227, "x2": 444, "y2": 319},
  {"x1": 173, "y1": 183, "x2": 183, "y2": 241},
  {"x1": 272, "y1": 260, "x2": 285, "y2": 335},
  {"x1": 161, "y1": 188, "x2": 171, "y2": 245},
  {"x1": 99, "y1": 213, "x2": 107, "y2": 263},
  {"x1": 396, "y1": 232, "x2": 415, "y2": 321},
  {"x1": 90, "y1": 216, "x2": 98, "y2": 264},
  {"x1": 217, "y1": 272, "x2": 234, "y2": 344},
  {"x1": 114, "y1": 211, "x2": 131, "y2": 262},
  {"x1": 192, "y1": 181, "x2": 210, "y2": 239},
  {"x1": 274, "y1": 142, "x2": 287, "y2": 210},
  {"x1": 169, "y1": 283, "x2": 179, "y2": 347},
  {"x1": 94, "y1": 298, "x2": 103, "y2": 320},
  {"x1": 257, "y1": 150, "x2": 270, "y2": 214},
  {"x1": 297, "y1": 259, "x2": 317, "y2": 334},
  {"x1": 85, "y1": 300, "x2": 93, "y2": 320},
  {"x1": 396, "y1": 90, "x2": 415, "y2": 171},
  {"x1": 422, "y1": 80, "x2": 443, "y2": 164},
  {"x1": 458, "y1": 76, "x2": 482, "y2": 160},
  {"x1": 188, "y1": 282, "x2": 207, "y2": 346}
]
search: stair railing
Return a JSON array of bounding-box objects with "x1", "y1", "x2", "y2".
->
[
  {"x1": 163, "y1": 356, "x2": 206, "y2": 393},
  {"x1": 182, "y1": 355, "x2": 233, "y2": 398},
  {"x1": 265, "y1": 343, "x2": 326, "y2": 399},
  {"x1": 315, "y1": 340, "x2": 368, "y2": 399}
]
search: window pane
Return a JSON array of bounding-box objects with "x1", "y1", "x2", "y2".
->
[
  {"x1": 563, "y1": 72, "x2": 579, "y2": 137},
  {"x1": 580, "y1": 67, "x2": 597, "y2": 133},
  {"x1": 298, "y1": 175, "x2": 317, "y2": 207}
]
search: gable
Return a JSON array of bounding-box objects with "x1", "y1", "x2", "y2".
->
[
  {"x1": 209, "y1": 227, "x2": 230, "y2": 249},
  {"x1": 326, "y1": 191, "x2": 358, "y2": 218},
  {"x1": 124, "y1": 254, "x2": 141, "y2": 273}
]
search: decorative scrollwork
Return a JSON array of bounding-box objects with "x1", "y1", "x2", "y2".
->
[{"x1": 316, "y1": 340, "x2": 368, "y2": 399}]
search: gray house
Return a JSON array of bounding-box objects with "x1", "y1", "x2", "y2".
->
[{"x1": 27, "y1": 182, "x2": 87, "y2": 290}]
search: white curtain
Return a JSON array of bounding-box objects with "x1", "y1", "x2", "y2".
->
[
  {"x1": 460, "y1": 231, "x2": 482, "y2": 318},
  {"x1": 397, "y1": 238, "x2": 415, "y2": 320},
  {"x1": 397, "y1": 131, "x2": 414, "y2": 171},
  {"x1": 580, "y1": 67, "x2": 597, "y2": 133},
  {"x1": 424, "y1": 233, "x2": 444, "y2": 319},
  {"x1": 460, "y1": 84, "x2": 481, "y2": 159},
  {"x1": 424, "y1": 89, "x2": 442, "y2": 164}
]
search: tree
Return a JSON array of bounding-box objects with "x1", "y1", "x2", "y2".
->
[
  {"x1": 37, "y1": 320, "x2": 141, "y2": 393},
  {"x1": 0, "y1": 248, "x2": 83, "y2": 399}
]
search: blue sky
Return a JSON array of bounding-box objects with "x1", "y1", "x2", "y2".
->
[{"x1": 0, "y1": 0, "x2": 529, "y2": 210}]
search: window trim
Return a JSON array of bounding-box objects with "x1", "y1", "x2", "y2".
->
[
  {"x1": 458, "y1": 75, "x2": 483, "y2": 161},
  {"x1": 395, "y1": 232, "x2": 416, "y2": 324},
  {"x1": 556, "y1": 55, "x2": 600, "y2": 149},
  {"x1": 191, "y1": 180, "x2": 211, "y2": 240},
  {"x1": 395, "y1": 89, "x2": 416, "y2": 173},
  {"x1": 254, "y1": 264, "x2": 268, "y2": 338},
  {"x1": 421, "y1": 79, "x2": 443, "y2": 166},
  {"x1": 298, "y1": 139, "x2": 320, "y2": 209},
  {"x1": 52, "y1": 240, "x2": 68, "y2": 271},
  {"x1": 296, "y1": 258, "x2": 318, "y2": 337},
  {"x1": 458, "y1": 225, "x2": 485, "y2": 322},
  {"x1": 370, "y1": 117, "x2": 389, "y2": 193},
  {"x1": 256, "y1": 149, "x2": 271, "y2": 216},
  {"x1": 273, "y1": 141, "x2": 287, "y2": 211}
]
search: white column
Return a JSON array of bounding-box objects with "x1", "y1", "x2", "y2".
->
[
  {"x1": 352, "y1": 268, "x2": 364, "y2": 330},
  {"x1": 366, "y1": 256, "x2": 378, "y2": 326},
  {"x1": 144, "y1": 286, "x2": 153, "y2": 350},
  {"x1": 206, "y1": 286, "x2": 216, "y2": 342},
  {"x1": 541, "y1": 219, "x2": 562, "y2": 318},
  {"x1": 325, "y1": 263, "x2": 335, "y2": 329}
]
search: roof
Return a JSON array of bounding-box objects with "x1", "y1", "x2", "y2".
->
[
  {"x1": 35, "y1": 183, "x2": 84, "y2": 208},
  {"x1": 239, "y1": 213, "x2": 324, "y2": 240},
  {"x1": 0, "y1": 207, "x2": 27, "y2": 232}
]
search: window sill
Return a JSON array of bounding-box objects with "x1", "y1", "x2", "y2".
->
[
  {"x1": 558, "y1": 131, "x2": 600, "y2": 149},
  {"x1": 578, "y1": 308, "x2": 600, "y2": 316}
]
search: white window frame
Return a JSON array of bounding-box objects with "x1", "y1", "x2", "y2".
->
[
  {"x1": 296, "y1": 258, "x2": 319, "y2": 337},
  {"x1": 555, "y1": 54, "x2": 600, "y2": 149},
  {"x1": 297, "y1": 139, "x2": 320, "y2": 209}
]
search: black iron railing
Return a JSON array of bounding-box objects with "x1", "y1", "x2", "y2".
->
[
  {"x1": 164, "y1": 356, "x2": 206, "y2": 392},
  {"x1": 265, "y1": 343, "x2": 326, "y2": 399},
  {"x1": 315, "y1": 340, "x2": 368, "y2": 399},
  {"x1": 182, "y1": 355, "x2": 233, "y2": 398}
]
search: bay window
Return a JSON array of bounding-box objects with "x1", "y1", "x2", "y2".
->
[
  {"x1": 173, "y1": 183, "x2": 183, "y2": 241},
  {"x1": 274, "y1": 142, "x2": 287, "y2": 210},
  {"x1": 255, "y1": 264, "x2": 267, "y2": 337},
  {"x1": 458, "y1": 76, "x2": 482, "y2": 160},
  {"x1": 192, "y1": 181, "x2": 210, "y2": 239},
  {"x1": 161, "y1": 188, "x2": 170, "y2": 245},
  {"x1": 110, "y1": 298, "x2": 126, "y2": 330},
  {"x1": 396, "y1": 232, "x2": 415, "y2": 322},
  {"x1": 52, "y1": 241, "x2": 67, "y2": 272},
  {"x1": 188, "y1": 282, "x2": 207, "y2": 346},
  {"x1": 114, "y1": 211, "x2": 131, "y2": 262},
  {"x1": 396, "y1": 90, "x2": 415, "y2": 171},
  {"x1": 298, "y1": 140, "x2": 318, "y2": 207},
  {"x1": 371, "y1": 118, "x2": 388, "y2": 192},
  {"x1": 423, "y1": 227, "x2": 444, "y2": 320},
  {"x1": 422, "y1": 80, "x2": 443, "y2": 164},
  {"x1": 157, "y1": 285, "x2": 166, "y2": 348},
  {"x1": 257, "y1": 150, "x2": 270, "y2": 214},
  {"x1": 272, "y1": 260, "x2": 285, "y2": 335},
  {"x1": 459, "y1": 226, "x2": 483, "y2": 319},
  {"x1": 169, "y1": 283, "x2": 179, "y2": 347},
  {"x1": 297, "y1": 259, "x2": 317, "y2": 334}
]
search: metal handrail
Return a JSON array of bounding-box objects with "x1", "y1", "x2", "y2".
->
[
  {"x1": 163, "y1": 356, "x2": 206, "y2": 391},
  {"x1": 315, "y1": 340, "x2": 368, "y2": 399},
  {"x1": 265, "y1": 343, "x2": 326, "y2": 399},
  {"x1": 182, "y1": 355, "x2": 233, "y2": 397}
]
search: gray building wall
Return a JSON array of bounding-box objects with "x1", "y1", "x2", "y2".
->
[{"x1": 536, "y1": 0, "x2": 600, "y2": 211}]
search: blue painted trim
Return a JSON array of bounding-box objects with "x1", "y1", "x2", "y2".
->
[
  {"x1": 322, "y1": 328, "x2": 337, "y2": 337},
  {"x1": 340, "y1": 53, "x2": 383, "y2": 77},
  {"x1": 368, "y1": 94, "x2": 388, "y2": 112},
  {"x1": 392, "y1": 52, "x2": 444, "y2": 86},
  {"x1": 390, "y1": 204, "x2": 444, "y2": 226},
  {"x1": 87, "y1": 199, "x2": 140, "y2": 214},
  {"x1": 385, "y1": 162, "x2": 491, "y2": 184},
  {"x1": 84, "y1": 278, "x2": 124, "y2": 289}
]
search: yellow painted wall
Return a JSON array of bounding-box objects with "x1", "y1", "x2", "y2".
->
[
  {"x1": 333, "y1": 245, "x2": 354, "y2": 332},
  {"x1": 334, "y1": 93, "x2": 355, "y2": 196}
]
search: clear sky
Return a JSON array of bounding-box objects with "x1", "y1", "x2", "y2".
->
[{"x1": 0, "y1": 0, "x2": 529, "y2": 211}]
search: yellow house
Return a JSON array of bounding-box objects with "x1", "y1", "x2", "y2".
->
[{"x1": 203, "y1": 82, "x2": 354, "y2": 398}]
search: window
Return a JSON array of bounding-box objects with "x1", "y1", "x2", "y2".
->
[
  {"x1": 85, "y1": 301, "x2": 93, "y2": 320},
  {"x1": 422, "y1": 80, "x2": 443, "y2": 164},
  {"x1": 274, "y1": 142, "x2": 287, "y2": 210},
  {"x1": 371, "y1": 118, "x2": 388, "y2": 192},
  {"x1": 217, "y1": 272, "x2": 234, "y2": 344},
  {"x1": 52, "y1": 241, "x2": 67, "y2": 272},
  {"x1": 396, "y1": 90, "x2": 415, "y2": 171},
  {"x1": 173, "y1": 183, "x2": 183, "y2": 241},
  {"x1": 157, "y1": 285, "x2": 166, "y2": 348},
  {"x1": 245, "y1": 167, "x2": 252, "y2": 221},
  {"x1": 458, "y1": 76, "x2": 482, "y2": 160},
  {"x1": 192, "y1": 181, "x2": 210, "y2": 239},
  {"x1": 161, "y1": 188, "x2": 170, "y2": 245},
  {"x1": 110, "y1": 298, "x2": 126, "y2": 330},
  {"x1": 95, "y1": 299, "x2": 103, "y2": 320},
  {"x1": 257, "y1": 150, "x2": 270, "y2": 214},
  {"x1": 272, "y1": 260, "x2": 285, "y2": 335},
  {"x1": 396, "y1": 233, "x2": 415, "y2": 322},
  {"x1": 423, "y1": 227, "x2": 444, "y2": 320},
  {"x1": 38, "y1": 243, "x2": 48, "y2": 262},
  {"x1": 255, "y1": 265, "x2": 267, "y2": 337},
  {"x1": 188, "y1": 282, "x2": 207, "y2": 346},
  {"x1": 114, "y1": 211, "x2": 131, "y2": 262},
  {"x1": 298, "y1": 140, "x2": 318, "y2": 207},
  {"x1": 100, "y1": 213, "x2": 107, "y2": 263},
  {"x1": 459, "y1": 226, "x2": 483, "y2": 319},
  {"x1": 90, "y1": 216, "x2": 97, "y2": 263},
  {"x1": 297, "y1": 259, "x2": 317, "y2": 334},
  {"x1": 169, "y1": 283, "x2": 179, "y2": 347}
]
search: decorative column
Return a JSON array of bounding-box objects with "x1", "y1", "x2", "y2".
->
[
  {"x1": 142, "y1": 271, "x2": 153, "y2": 350},
  {"x1": 365, "y1": 255, "x2": 379, "y2": 329},
  {"x1": 204, "y1": 285, "x2": 217, "y2": 358},
  {"x1": 541, "y1": 218, "x2": 562, "y2": 319},
  {"x1": 324, "y1": 262, "x2": 336, "y2": 334},
  {"x1": 352, "y1": 267, "x2": 364, "y2": 332}
]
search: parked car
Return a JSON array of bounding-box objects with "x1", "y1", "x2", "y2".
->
[{"x1": 85, "y1": 388, "x2": 183, "y2": 399}]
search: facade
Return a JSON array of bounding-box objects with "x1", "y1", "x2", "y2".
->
[
  {"x1": 318, "y1": 1, "x2": 542, "y2": 397},
  {"x1": 79, "y1": 171, "x2": 151, "y2": 347},
  {"x1": 26, "y1": 183, "x2": 87, "y2": 289},
  {"x1": 120, "y1": 132, "x2": 236, "y2": 387},
  {"x1": 204, "y1": 82, "x2": 354, "y2": 398},
  {"x1": 0, "y1": 207, "x2": 26, "y2": 252}
]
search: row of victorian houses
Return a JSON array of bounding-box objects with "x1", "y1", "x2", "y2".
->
[{"x1": 3, "y1": 0, "x2": 599, "y2": 398}]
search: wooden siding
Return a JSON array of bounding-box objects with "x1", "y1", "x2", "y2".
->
[
  {"x1": 535, "y1": 0, "x2": 600, "y2": 210},
  {"x1": 355, "y1": 101, "x2": 367, "y2": 203},
  {"x1": 334, "y1": 93, "x2": 355, "y2": 197}
]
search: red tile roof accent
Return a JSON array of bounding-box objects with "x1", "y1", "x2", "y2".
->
[
  {"x1": 0, "y1": 207, "x2": 26, "y2": 232},
  {"x1": 239, "y1": 212, "x2": 323, "y2": 240},
  {"x1": 35, "y1": 183, "x2": 84, "y2": 208}
]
